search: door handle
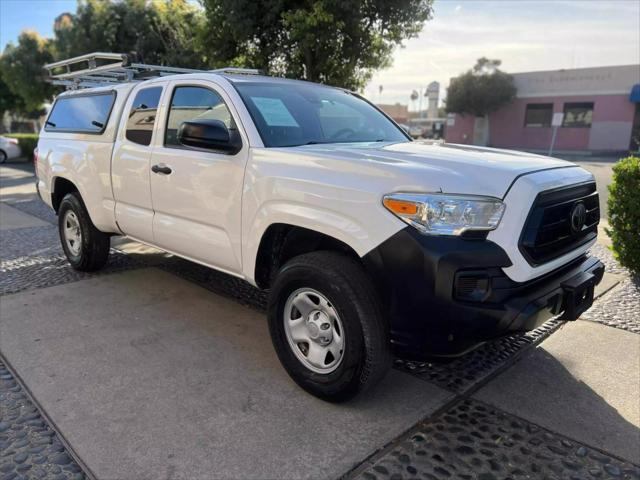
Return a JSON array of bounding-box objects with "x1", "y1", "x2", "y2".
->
[{"x1": 151, "y1": 164, "x2": 172, "y2": 175}]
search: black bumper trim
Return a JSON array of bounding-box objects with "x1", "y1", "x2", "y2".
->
[{"x1": 363, "y1": 227, "x2": 604, "y2": 358}]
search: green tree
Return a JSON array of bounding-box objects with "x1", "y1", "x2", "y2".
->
[
  {"x1": 149, "y1": 0, "x2": 206, "y2": 67},
  {"x1": 53, "y1": 0, "x2": 206, "y2": 68},
  {"x1": 445, "y1": 57, "x2": 516, "y2": 117},
  {"x1": 607, "y1": 156, "x2": 640, "y2": 275},
  {"x1": 0, "y1": 31, "x2": 56, "y2": 111},
  {"x1": 0, "y1": 76, "x2": 25, "y2": 125},
  {"x1": 445, "y1": 58, "x2": 516, "y2": 146},
  {"x1": 200, "y1": 0, "x2": 434, "y2": 90}
]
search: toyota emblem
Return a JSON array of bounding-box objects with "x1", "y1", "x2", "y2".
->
[{"x1": 569, "y1": 202, "x2": 587, "y2": 233}]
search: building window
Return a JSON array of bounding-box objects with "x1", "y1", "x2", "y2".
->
[
  {"x1": 562, "y1": 102, "x2": 593, "y2": 128},
  {"x1": 524, "y1": 103, "x2": 553, "y2": 127}
]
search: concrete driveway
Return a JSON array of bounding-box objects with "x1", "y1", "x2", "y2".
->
[
  {"x1": 1, "y1": 162, "x2": 638, "y2": 480},
  {"x1": 0, "y1": 268, "x2": 450, "y2": 479}
]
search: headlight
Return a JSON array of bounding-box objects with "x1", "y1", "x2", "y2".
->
[{"x1": 383, "y1": 193, "x2": 505, "y2": 236}]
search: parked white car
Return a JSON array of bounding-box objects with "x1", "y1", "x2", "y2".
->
[
  {"x1": 0, "y1": 136, "x2": 22, "y2": 163},
  {"x1": 408, "y1": 125, "x2": 424, "y2": 138},
  {"x1": 36, "y1": 53, "x2": 604, "y2": 401}
]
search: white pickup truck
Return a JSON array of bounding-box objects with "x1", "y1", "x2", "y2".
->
[{"x1": 36, "y1": 53, "x2": 604, "y2": 401}]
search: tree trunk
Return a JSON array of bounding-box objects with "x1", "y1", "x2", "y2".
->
[{"x1": 304, "y1": 48, "x2": 315, "y2": 82}]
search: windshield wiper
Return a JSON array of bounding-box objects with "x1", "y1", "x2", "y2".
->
[
  {"x1": 294, "y1": 139, "x2": 387, "y2": 147},
  {"x1": 45, "y1": 121, "x2": 56, "y2": 127}
]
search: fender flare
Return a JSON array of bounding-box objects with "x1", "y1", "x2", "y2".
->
[
  {"x1": 50, "y1": 170, "x2": 119, "y2": 233},
  {"x1": 51, "y1": 172, "x2": 83, "y2": 207},
  {"x1": 242, "y1": 201, "x2": 403, "y2": 285}
]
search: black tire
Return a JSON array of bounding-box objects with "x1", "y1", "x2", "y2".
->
[
  {"x1": 58, "y1": 192, "x2": 110, "y2": 271},
  {"x1": 0, "y1": 150, "x2": 7, "y2": 164},
  {"x1": 268, "y1": 251, "x2": 391, "y2": 402}
]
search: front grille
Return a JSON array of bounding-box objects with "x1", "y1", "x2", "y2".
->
[{"x1": 519, "y1": 182, "x2": 599, "y2": 266}]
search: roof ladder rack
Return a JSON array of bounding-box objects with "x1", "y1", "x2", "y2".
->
[
  {"x1": 210, "y1": 67, "x2": 263, "y2": 75},
  {"x1": 44, "y1": 52, "x2": 264, "y2": 90}
]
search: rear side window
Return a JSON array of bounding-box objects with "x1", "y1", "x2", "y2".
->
[
  {"x1": 126, "y1": 87, "x2": 162, "y2": 146},
  {"x1": 46, "y1": 92, "x2": 115, "y2": 133}
]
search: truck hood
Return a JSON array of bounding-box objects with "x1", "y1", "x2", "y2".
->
[{"x1": 291, "y1": 141, "x2": 577, "y2": 198}]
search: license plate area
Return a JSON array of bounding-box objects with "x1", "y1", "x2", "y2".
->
[{"x1": 559, "y1": 271, "x2": 595, "y2": 320}]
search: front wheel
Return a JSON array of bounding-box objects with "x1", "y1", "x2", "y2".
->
[
  {"x1": 58, "y1": 192, "x2": 110, "y2": 271},
  {"x1": 268, "y1": 251, "x2": 391, "y2": 402}
]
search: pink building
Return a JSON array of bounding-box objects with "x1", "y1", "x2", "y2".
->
[{"x1": 445, "y1": 65, "x2": 640, "y2": 154}]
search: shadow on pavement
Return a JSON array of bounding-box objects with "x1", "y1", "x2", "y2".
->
[{"x1": 475, "y1": 321, "x2": 640, "y2": 464}]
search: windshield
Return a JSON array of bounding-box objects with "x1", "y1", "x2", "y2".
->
[{"x1": 234, "y1": 82, "x2": 409, "y2": 147}]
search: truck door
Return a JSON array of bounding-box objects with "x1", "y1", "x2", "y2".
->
[
  {"x1": 112, "y1": 84, "x2": 164, "y2": 241},
  {"x1": 148, "y1": 80, "x2": 249, "y2": 275}
]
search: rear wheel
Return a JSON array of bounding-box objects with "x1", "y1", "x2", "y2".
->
[
  {"x1": 58, "y1": 192, "x2": 110, "y2": 271},
  {"x1": 0, "y1": 150, "x2": 7, "y2": 164},
  {"x1": 268, "y1": 251, "x2": 391, "y2": 402}
]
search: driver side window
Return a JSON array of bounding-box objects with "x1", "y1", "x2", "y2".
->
[
  {"x1": 165, "y1": 86, "x2": 234, "y2": 148},
  {"x1": 317, "y1": 100, "x2": 366, "y2": 139}
]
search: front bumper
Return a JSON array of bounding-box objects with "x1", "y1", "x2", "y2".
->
[{"x1": 363, "y1": 227, "x2": 604, "y2": 358}]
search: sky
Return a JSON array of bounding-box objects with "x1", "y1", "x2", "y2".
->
[
  {"x1": 0, "y1": 0, "x2": 77, "y2": 47},
  {"x1": 367, "y1": 0, "x2": 640, "y2": 108},
  {"x1": 1, "y1": 0, "x2": 638, "y2": 108}
]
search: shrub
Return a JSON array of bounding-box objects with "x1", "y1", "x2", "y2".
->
[
  {"x1": 607, "y1": 155, "x2": 640, "y2": 275},
  {"x1": 4, "y1": 133, "x2": 39, "y2": 159}
]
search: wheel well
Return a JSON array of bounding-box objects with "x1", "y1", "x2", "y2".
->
[
  {"x1": 254, "y1": 224, "x2": 361, "y2": 289},
  {"x1": 51, "y1": 177, "x2": 79, "y2": 213}
]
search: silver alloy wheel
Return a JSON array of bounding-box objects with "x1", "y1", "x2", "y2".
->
[
  {"x1": 63, "y1": 210, "x2": 82, "y2": 256},
  {"x1": 283, "y1": 288, "x2": 345, "y2": 374}
]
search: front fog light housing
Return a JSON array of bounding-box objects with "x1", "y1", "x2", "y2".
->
[
  {"x1": 383, "y1": 193, "x2": 505, "y2": 236},
  {"x1": 454, "y1": 271, "x2": 491, "y2": 302}
]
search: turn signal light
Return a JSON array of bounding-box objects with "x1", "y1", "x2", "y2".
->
[{"x1": 383, "y1": 197, "x2": 418, "y2": 215}]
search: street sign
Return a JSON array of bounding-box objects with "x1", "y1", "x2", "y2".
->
[
  {"x1": 549, "y1": 113, "x2": 564, "y2": 156},
  {"x1": 552, "y1": 112, "x2": 564, "y2": 127}
]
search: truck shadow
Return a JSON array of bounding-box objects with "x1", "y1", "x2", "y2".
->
[{"x1": 474, "y1": 342, "x2": 640, "y2": 464}]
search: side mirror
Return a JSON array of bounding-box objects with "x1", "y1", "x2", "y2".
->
[{"x1": 177, "y1": 119, "x2": 242, "y2": 154}]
